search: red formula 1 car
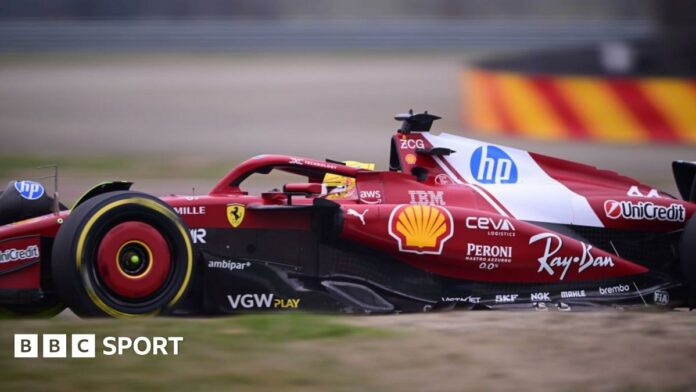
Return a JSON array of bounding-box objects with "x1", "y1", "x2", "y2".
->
[{"x1": 1, "y1": 111, "x2": 695, "y2": 317}]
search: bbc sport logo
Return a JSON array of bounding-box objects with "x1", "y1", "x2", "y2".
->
[
  {"x1": 470, "y1": 145, "x2": 518, "y2": 184},
  {"x1": 14, "y1": 334, "x2": 183, "y2": 358}
]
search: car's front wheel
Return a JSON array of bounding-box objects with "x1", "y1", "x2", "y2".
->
[{"x1": 52, "y1": 191, "x2": 194, "y2": 317}]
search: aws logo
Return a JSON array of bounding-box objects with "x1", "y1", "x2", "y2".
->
[{"x1": 388, "y1": 205, "x2": 454, "y2": 255}]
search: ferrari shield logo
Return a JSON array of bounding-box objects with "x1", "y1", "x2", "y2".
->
[{"x1": 226, "y1": 204, "x2": 246, "y2": 228}]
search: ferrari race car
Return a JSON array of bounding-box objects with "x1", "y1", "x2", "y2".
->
[{"x1": 1, "y1": 111, "x2": 695, "y2": 317}]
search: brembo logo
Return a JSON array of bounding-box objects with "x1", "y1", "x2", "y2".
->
[
  {"x1": 604, "y1": 200, "x2": 685, "y2": 222},
  {"x1": 599, "y1": 284, "x2": 630, "y2": 295},
  {"x1": 470, "y1": 145, "x2": 518, "y2": 184},
  {"x1": 388, "y1": 205, "x2": 454, "y2": 255},
  {"x1": 0, "y1": 245, "x2": 39, "y2": 264}
]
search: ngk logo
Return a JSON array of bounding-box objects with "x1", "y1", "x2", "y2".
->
[{"x1": 604, "y1": 200, "x2": 685, "y2": 222}]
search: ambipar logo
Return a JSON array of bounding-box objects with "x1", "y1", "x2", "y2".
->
[{"x1": 14, "y1": 334, "x2": 183, "y2": 358}]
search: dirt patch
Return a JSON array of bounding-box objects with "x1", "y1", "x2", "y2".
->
[{"x1": 330, "y1": 311, "x2": 696, "y2": 391}]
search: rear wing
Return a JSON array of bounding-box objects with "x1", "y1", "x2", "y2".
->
[
  {"x1": 673, "y1": 161, "x2": 696, "y2": 202},
  {"x1": 389, "y1": 110, "x2": 454, "y2": 182}
]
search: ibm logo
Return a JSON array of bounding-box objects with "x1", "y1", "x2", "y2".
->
[
  {"x1": 14, "y1": 334, "x2": 183, "y2": 358},
  {"x1": 470, "y1": 145, "x2": 518, "y2": 184}
]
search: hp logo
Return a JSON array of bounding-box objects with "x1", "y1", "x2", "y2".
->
[
  {"x1": 14, "y1": 181, "x2": 45, "y2": 200},
  {"x1": 470, "y1": 146, "x2": 518, "y2": 184}
]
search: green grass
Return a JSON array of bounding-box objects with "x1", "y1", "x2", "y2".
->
[
  {"x1": 0, "y1": 153, "x2": 234, "y2": 180},
  {"x1": 0, "y1": 313, "x2": 387, "y2": 392}
]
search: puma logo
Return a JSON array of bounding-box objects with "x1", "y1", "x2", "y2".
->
[{"x1": 347, "y1": 208, "x2": 368, "y2": 225}]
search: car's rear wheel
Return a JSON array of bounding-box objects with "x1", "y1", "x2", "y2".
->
[
  {"x1": 680, "y1": 213, "x2": 696, "y2": 309},
  {"x1": 52, "y1": 191, "x2": 193, "y2": 318}
]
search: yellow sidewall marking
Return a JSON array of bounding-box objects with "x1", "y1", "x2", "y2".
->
[{"x1": 75, "y1": 197, "x2": 193, "y2": 317}]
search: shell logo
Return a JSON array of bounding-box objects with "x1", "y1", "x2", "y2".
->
[{"x1": 388, "y1": 205, "x2": 454, "y2": 255}]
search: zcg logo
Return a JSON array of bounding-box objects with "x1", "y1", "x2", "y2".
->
[{"x1": 470, "y1": 146, "x2": 518, "y2": 184}]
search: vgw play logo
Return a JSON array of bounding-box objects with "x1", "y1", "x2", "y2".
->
[{"x1": 470, "y1": 146, "x2": 518, "y2": 184}]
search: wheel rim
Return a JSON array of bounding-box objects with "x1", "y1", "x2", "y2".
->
[{"x1": 96, "y1": 221, "x2": 171, "y2": 299}]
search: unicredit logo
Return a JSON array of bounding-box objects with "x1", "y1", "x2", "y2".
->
[
  {"x1": 603, "y1": 200, "x2": 685, "y2": 222},
  {"x1": 604, "y1": 200, "x2": 622, "y2": 219}
]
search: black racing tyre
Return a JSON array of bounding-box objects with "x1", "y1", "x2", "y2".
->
[
  {"x1": 680, "y1": 214, "x2": 696, "y2": 309},
  {"x1": 52, "y1": 191, "x2": 194, "y2": 318}
]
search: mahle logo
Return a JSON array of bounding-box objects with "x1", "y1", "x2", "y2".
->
[{"x1": 470, "y1": 146, "x2": 518, "y2": 184}]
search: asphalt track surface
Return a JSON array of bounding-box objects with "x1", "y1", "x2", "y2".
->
[{"x1": 1, "y1": 53, "x2": 695, "y2": 391}]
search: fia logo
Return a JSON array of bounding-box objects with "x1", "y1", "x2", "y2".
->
[
  {"x1": 470, "y1": 146, "x2": 518, "y2": 184},
  {"x1": 14, "y1": 181, "x2": 45, "y2": 200}
]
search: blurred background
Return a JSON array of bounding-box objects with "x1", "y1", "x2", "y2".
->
[{"x1": 0, "y1": 0, "x2": 694, "y2": 199}]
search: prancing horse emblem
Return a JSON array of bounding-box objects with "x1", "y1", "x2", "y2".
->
[{"x1": 227, "y1": 204, "x2": 246, "y2": 228}]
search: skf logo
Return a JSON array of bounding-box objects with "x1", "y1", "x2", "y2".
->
[
  {"x1": 226, "y1": 203, "x2": 246, "y2": 228},
  {"x1": 388, "y1": 204, "x2": 454, "y2": 255}
]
